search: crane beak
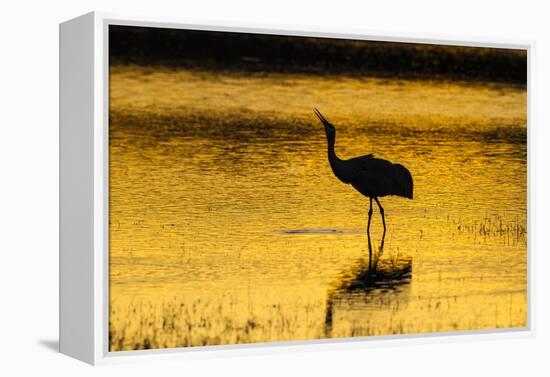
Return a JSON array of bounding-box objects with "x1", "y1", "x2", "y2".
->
[{"x1": 313, "y1": 108, "x2": 330, "y2": 127}]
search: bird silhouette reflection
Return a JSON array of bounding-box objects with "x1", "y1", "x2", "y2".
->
[{"x1": 324, "y1": 231, "x2": 412, "y2": 335}]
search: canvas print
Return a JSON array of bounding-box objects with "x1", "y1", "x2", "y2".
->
[{"x1": 108, "y1": 25, "x2": 527, "y2": 351}]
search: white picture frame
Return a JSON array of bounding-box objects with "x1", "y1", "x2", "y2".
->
[{"x1": 59, "y1": 11, "x2": 534, "y2": 365}]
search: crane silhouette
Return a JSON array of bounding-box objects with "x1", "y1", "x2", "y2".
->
[{"x1": 314, "y1": 109, "x2": 413, "y2": 237}]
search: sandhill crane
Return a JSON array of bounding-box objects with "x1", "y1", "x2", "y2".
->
[{"x1": 314, "y1": 109, "x2": 413, "y2": 237}]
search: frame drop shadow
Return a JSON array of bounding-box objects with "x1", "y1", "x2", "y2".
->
[{"x1": 38, "y1": 339, "x2": 59, "y2": 353}]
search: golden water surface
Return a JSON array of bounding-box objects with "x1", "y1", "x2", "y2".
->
[{"x1": 109, "y1": 65, "x2": 527, "y2": 351}]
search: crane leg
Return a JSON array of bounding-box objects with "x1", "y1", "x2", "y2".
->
[
  {"x1": 367, "y1": 197, "x2": 373, "y2": 235},
  {"x1": 366, "y1": 225, "x2": 373, "y2": 270},
  {"x1": 367, "y1": 198, "x2": 373, "y2": 269},
  {"x1": 374, "y1": 197, "x2": 386, "y2": 239}
]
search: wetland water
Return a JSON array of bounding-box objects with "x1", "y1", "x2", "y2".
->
[{"x1": 109, "y1": 65, "x2": 527, "y2": 351}]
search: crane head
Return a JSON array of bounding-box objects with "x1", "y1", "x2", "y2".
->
[{"x1": 314, "y1": 108, "x2": 336, "y2": 139}]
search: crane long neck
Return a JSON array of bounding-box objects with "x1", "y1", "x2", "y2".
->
[{"x1": 326, "y1": 132, "x2": 341, "y2": 169}]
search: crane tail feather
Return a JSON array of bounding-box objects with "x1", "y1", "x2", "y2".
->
[{"x1": 393, "y1": 164, "x2": 413, "y2": 199}]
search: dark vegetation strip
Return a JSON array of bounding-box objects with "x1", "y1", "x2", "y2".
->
[
  {"x1": 110, "y1": 25, "x2": 527, "y2": 85},
  {"x1": 109, "y1": 110, "x2": 527, "y2": 146}
]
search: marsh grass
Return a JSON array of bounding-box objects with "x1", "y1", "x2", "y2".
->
[
  {"x1": 448, "y1": 214, "x2": 526, "y2": 245},
  {"x1": 109, "y1": 295, "x2": 326, "y2": 351},
  {"x1": 110, "y1": 273, "x2": 526, "y2": 351}
]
